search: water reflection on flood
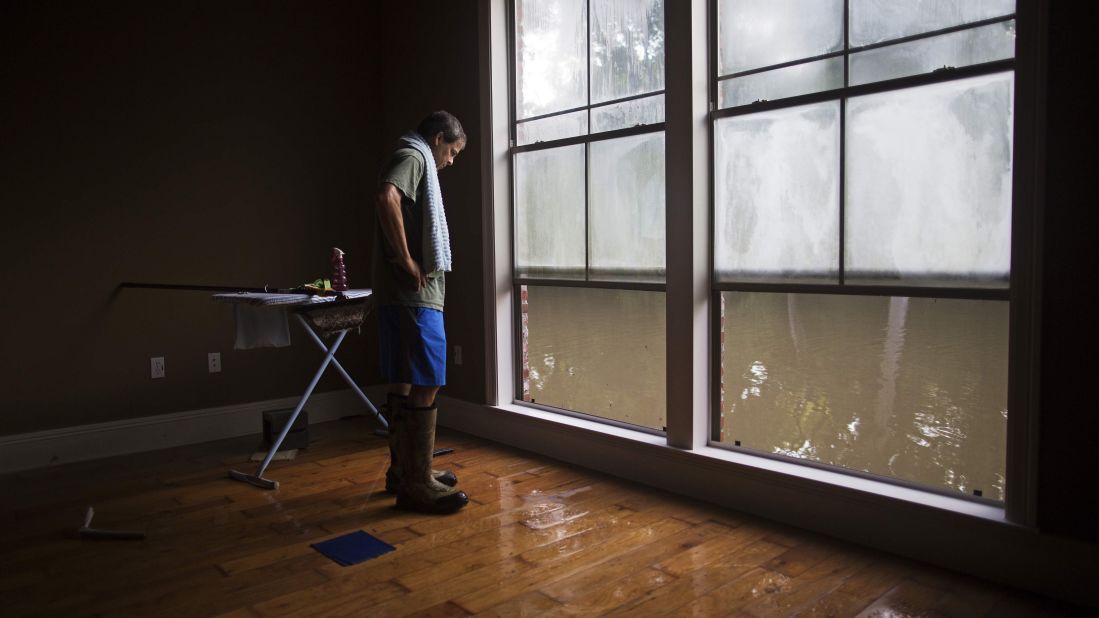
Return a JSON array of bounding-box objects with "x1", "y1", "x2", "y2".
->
[
  {"x1": 523, "y1": 286, "x2": 1008, "y2": 500},
  {"x1": 523, "y1": 286, "x2": 667, "y2": 429},
  {"x1": 723, "y1": 292, "x2": 1008, "y2": 500}
]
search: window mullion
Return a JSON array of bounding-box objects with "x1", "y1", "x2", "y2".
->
[
  {"x1": 585, "y1": 142, "x2": 591, "y2": 279},
  {"x1": 840, "y1": 0, "x2": 849, "y2": 285},
  {"x1": 665, "y1": 0, "x2": 710, "y2": 450},
  {"x1": 585, "y1": 0, "x2": 591, "y2": 281}
]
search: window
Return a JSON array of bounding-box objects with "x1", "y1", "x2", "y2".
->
[
  {"x1": 713, "y1": 0, "x2": 1016, "y2": 499},
  {"x1": 498, "y1": 0, "x2": 1023, "y2": 504},
  {"x1": 512, "y1": 0, "x2": 667, "y2": 431}
]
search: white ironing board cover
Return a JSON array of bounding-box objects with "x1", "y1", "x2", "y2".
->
[
  {"x1": 213, "y1": 289, "x2": 372, "y2": 306},
  {"x1": 214, "y1": 289, "x2": 372, "y2": 349}
]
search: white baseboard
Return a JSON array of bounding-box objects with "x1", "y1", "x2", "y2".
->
[{"x1": 0, "y1": 389, "x2": 378, "y2": 475}]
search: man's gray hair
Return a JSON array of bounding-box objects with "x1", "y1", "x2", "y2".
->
[{"x1": 417, "y1": 110, "x2": 466, "y2": 144}]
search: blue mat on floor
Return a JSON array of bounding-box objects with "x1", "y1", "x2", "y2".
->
[{"x1": 310, "y1": 530, "x2": 395, "y2": 566}]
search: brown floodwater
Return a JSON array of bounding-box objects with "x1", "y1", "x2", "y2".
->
[{"x1": 522, "y1": 286, "x2": 1009, "y2": 501}]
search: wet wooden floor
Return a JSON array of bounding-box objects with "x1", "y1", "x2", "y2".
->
[{"x1": 0, "y1": 417, "x2": 1089, "y2": 617}]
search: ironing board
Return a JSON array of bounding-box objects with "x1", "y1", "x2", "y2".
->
[{"x1": 214, "y1": 289, "x2": 383, "y2": 489}]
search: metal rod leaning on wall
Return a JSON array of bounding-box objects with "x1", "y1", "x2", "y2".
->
[{"x1": 117, "y1": 282, "x2": 299, "y2": 293}]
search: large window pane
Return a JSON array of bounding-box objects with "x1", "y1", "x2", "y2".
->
[
  {"x1": 516, "y1": 0, "x2": 588, "y2": 119},
  {"x1": 589, "y1": 132, "x2": 666, "y2": 278},
  {"x1": 718, "y1": 57, "x2": 844, "y2": 109},
  {"x1": 845, "y1": 73, "x2": 1014, "y2": 285},
  {"x1": 850, "y1": 0, "x2": 1016, "y2": 47},
  {"x1": 515, "y1": 146, "x2": 586, "y2": 276},
  {"x1": 850, "y1": 20, "x2": 1015, "y2": 86},
  {"x1": 590, "y1": 0, "x2": 665, "y2": 104},
  {"x1": 718, "y1": 292, "x2": 1008, "y2": 499},
  {"x1": 717, "y1": 0, "x2": 843, "y2": 75},
  {"x1": 715, "y1": 103, "x2": 840, "y2": 282},
  {"x1": 523, "y1": 286, "x2": 665, "y2": 430}
]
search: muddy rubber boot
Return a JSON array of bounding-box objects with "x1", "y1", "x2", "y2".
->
[
  {"x1": 383, "y1": 393, "x2": 457, "y2": 494},
  {"x1": 395, "y1": 404, "x2": 468, "y2": 514}
]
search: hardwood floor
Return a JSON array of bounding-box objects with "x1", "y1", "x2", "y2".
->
[{"x1": 0, "y1": 417, "x2": 1089, "y2": 617}]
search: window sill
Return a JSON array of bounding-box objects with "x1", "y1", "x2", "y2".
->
[
  {"x1": 692, "y1": 443, "x2": 1007, "y2": 522},
  {"x1": 480, "y1": 400, "x2": 1007, "y2": 524}
]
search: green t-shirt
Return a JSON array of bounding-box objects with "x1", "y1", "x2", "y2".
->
[{"x1": 371, "y1": 146, "x2": 446, "y2": 310}]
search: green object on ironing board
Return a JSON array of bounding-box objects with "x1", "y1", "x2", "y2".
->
[{"x1": 302, "y1": 278, "x2": 335, "y2": 295}]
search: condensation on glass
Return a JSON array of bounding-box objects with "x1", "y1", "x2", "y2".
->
[
  {"x1": 718, "y1": 292, "x2": 1009, "y2": 499},
  {"x1": 717, "y1": 0, "x2": 844, "y2": 76},
  {"x1": 515, "y1": 0, "x2": 665, "y2": 139},
  {"x1": 719, "y1": 58, "x2": 843, "y2": 109},
  {"x1": 714, "y1": 103, "x2": 840, "y2": 282},
  {"x1": 522, "y1": 285, "x2": 666, "y2": 431},
  {"x1": 514, "y1": 146, "x2": 587, "y2": 277},
  {"x1": 589, "y1": 132, "x2": 666, "y2": 278},
  {"x1": 850, "y1": 21, "x2": 1016, "y2": 86},
  {"x1": 590, "y1": 0, "x2": 665, "y2": 104},
  {"x1": 513, "y1": 0, "x2": 667, "y2": 283},
  {"x1": 591, "y1": 93, "x2": 665, "y2": 133},
  {"x1": 515, "y1": 0, "x2": 587, "y2": 120},
  {"x1": 849, "y1": 0, "x2": 1015, "y2": 47},
  {"x1": 845, "y1": 72, "x2": 1014, "y2": 285},
  {"x1": 517, "y1": 110, "x2": 588, "y2": 146},
  {"x1": 716, "y1": 0, "x2": 1016, "y2": 110}
]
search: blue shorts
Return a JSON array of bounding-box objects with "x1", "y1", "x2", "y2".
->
[{"x1": 378, "y1": 305, "x2": 446, "y2": 386}]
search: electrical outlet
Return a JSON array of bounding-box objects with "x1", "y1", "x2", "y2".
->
[
  {"x1": 151, "y1": 356, "x2": 165, "y2": 379},
  {"x1": 454, "y1": 345, "x2": 462, "y2": 366},
  {"x1": 208, "y1": 352, "x2": 221, "y2": 373}
]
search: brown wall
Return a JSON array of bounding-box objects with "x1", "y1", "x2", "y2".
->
[
  {"x1": 0, "y1": 1, "x2": 384, "y2": 434},
  {"x1": 1036, "y1": 2, "x2": 1099, "y2": 542}
]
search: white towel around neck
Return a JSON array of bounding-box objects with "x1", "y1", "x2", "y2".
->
[{"x1": 399, "y1": 132, "x2": 452, "y2": 274}]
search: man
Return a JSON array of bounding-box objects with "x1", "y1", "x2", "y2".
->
[{"x1": 371, "y1": 110, "x2": 468, "y2": 514}]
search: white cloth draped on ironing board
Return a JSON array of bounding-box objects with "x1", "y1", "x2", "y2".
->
[{"x1": 232, "y1": 305, "x2": 291, "y2": 349}]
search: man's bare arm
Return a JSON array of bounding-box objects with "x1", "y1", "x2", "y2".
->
[{"x1": 376, "y1": 183, "x2": 427, "y2": 290}]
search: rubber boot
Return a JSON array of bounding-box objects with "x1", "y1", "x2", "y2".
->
[
  {"x1": 395, "y1": 403, "x2": 469, "y2": 514},
  {"x1": 383, "y1": 393, "x2": 457, "y2": 494}
]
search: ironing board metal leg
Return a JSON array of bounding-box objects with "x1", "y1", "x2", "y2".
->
[
  {"x1": 231, "y1": 309, "x2": 386, "y2": 489},
  {"x1": 254, "y1": 329, "x2": 347, "y2": 478},
  {"x1": 295, "y1": 315, "x2": 386, "y2": 429}
]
